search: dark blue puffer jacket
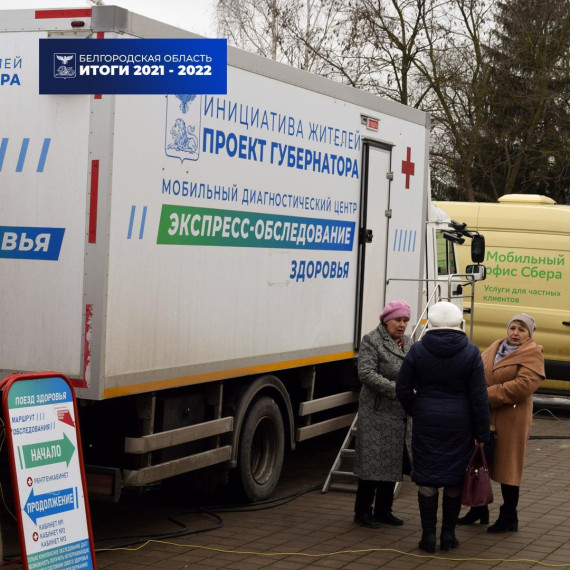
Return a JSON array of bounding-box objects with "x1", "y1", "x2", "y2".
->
[{"x1": 396, "y1": 329, "x2": 490, "y2": 486}]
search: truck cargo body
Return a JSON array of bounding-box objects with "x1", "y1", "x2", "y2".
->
[
  {"x1": 1, "y1": 6, "x2": 465, "y2": 499},
  {"x1": 437, "y1": 195, "x2": 570, "y2": 394}
]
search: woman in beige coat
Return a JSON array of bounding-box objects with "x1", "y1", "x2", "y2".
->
[{"x1": 458, "y1": 313, "x2": 545, "y2": 532}]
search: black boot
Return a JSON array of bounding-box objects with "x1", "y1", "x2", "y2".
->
[
  {"x1": 487, "y1": 505, "x2": 518, "y2": 533},
  {"x1": 440, "y1": 493, "x2": 462, "y2": 551},
  {"x1": 488, "y1": 484, "x2": 519, "y2": 533},
  {"x1": 457, "y1": 505, "x2": 489, "y2": 525},
  {"x1": 374, "y1": 481, "x2": 404, "y2": 525},
  {"x1": 354, "y1": 479, "x2": 380, "y2": 528},
  {"x1": 418, "y1": 492, "x2": 438, "y2": 553},
  {"x1": 354, "y1": 512, "x2": 381, "y2": 528}
]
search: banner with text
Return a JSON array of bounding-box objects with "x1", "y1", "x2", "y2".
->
[{"x1": 39, "y1": 38, "x2": 227, "y2": 95}]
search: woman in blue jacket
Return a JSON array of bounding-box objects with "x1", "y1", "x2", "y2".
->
[{"x1": 397, "y1": 302, "x2": 489, "y2": 553}]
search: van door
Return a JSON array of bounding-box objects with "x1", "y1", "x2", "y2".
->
[{"x1": 355, "y1": 142, "x2": 391, "y2": 344}]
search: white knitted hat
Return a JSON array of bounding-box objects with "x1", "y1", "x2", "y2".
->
[{"x1": 428, "y1": 301, "x2": 464, "y2": 331}]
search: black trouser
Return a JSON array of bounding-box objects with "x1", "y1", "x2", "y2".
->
[{"x1": 354, "y1": 479, "x2": 395, "y2": 517}]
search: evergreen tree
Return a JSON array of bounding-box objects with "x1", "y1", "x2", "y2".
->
[{"x1": 475, "y1": 0, "x2": 570, "y2": 202}]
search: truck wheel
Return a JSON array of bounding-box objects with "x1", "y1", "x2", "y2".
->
[{"x1": 238, "y1": 396, "x2": 285, "y2": 502}]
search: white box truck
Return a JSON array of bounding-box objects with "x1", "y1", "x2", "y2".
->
[{"x1": 0, "y1": 6, "x2": 483, "y2": 500}]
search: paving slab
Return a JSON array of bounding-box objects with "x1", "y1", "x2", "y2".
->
[{"x1": 1, "y1": 408, "x2": 568, "y2": 569}]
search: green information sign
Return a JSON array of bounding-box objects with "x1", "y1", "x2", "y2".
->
[{"x1": 1, "y1": 372, "x2": 96, "y2": 570}]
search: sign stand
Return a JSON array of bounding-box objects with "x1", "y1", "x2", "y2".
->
[{"x1": 1, "y1": 372, "x2": 96, "y2": 569}]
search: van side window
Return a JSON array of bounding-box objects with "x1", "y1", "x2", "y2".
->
[{"x1": 436, "y1": 231, "x2": 458, "y2": 275}]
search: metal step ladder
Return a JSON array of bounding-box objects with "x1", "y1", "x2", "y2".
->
[
  {"x1": 322, "y1": 414, "x2": 358, "y2": 493},
  {"x1": 321, "y1": 413, "x2": 403, "y2": 497}
]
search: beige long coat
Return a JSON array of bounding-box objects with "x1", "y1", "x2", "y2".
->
[{"x1": 482, "y1": 338, "x2": 545, "y2": 486}]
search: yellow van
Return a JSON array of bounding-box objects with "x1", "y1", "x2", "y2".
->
[{"x1": 436, "y1": 194, "x2": 570, "y2": 394}]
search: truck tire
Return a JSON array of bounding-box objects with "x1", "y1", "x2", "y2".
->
[{"x1": 238, "y1": 396, "x2": 285, "y2": 502}]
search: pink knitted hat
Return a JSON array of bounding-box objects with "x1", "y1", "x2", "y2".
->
[{"x1": 379, "y1": 300, "x2": 411, "y2": 323}]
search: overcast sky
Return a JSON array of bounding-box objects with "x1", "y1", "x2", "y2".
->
[{"x1": 2, "y1": 0, "x2": 217, "y2": 36}]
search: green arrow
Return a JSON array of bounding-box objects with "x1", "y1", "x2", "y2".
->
[{"x1": 21, "y1": 433, "x2": 75, "y2": 468}]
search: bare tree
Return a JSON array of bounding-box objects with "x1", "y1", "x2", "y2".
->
[
  {"x1": 344, "y1": 0, "x2": 494, "y2": 201},
  {"x1": 416, "y1": 0, "x2": 495, "y2": 201},
  {"x1": 216, "y1": 0, "x2": 285, "y2": 61},
  {"x1": 215, "y1": 0, "x2": 356, "y2": 79},
  {"x1": 213, "y1": 0, "x2": 569, "y2": 203},
  {"x1": 346, "y1": 0, "x2": 434, "y2": 107}
]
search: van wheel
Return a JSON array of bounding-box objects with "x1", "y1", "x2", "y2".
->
[{"x1": 237, "y1": 396, "x2": 285, "y2": 502}]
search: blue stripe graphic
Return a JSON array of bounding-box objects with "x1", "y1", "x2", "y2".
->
[
  {"x1": 37, "y1": 138, "x2": 51, "y2": 172},
  {"x1": 127, "y1": 205, "x2": 136, "y2": 239},
  {"x1": 128, "y1": 205, "x2": 149, "y2": 240},
  {"x1": 0, "y1": 138, "x2": 7, "y2": 171},
  {"x1": 16, "y1": 138, "x2": 30, "y2": 172},
  {"x1": 0, "y1": 138, "x2": 52, "y2": 172},
  {"x1": 139, "y1": 206, "x2": 147, "y2": 239},
  {"x1": 393, "y1": 229, "x2": 417, "y2": 253}
]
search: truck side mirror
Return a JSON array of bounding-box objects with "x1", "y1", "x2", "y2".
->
[
  {"x1": 471, "y1": 235, "x2": 485, "y2": 263},
  {"x1": 466, "y1": 264, "x2": 486, "y2": 281}
]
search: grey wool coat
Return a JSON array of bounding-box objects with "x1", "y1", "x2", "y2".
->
[{"x1": 354, "y1": 323, "x2": 413, "y2": 482}]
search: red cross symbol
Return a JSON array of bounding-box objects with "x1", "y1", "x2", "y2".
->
[{"x1": 401, "y1": 147, "x2": 415, "y2": 189}]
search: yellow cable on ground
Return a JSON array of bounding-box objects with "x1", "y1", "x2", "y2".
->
[{"x1": 95, "y1": 540, "x2": 570, "y2": 567}]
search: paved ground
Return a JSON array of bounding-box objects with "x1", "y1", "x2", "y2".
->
[{"x1": 2, "y1": 406, "x2": 569, "y2": 569}]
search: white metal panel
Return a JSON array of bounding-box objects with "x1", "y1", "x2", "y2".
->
[
  {"x1": 0, "y1": 8, "x2": 432, "y2": 399},
  {"x1": 103, "y1": 65, "x2": 429, "y2": 390},
  {"x1": 384, "y1": 129, "x2": 429, "y2": 326},
  {"x1": 104, "y1": 66, "x2": 365, "y2": 379},
  {"x1": 0, "y1": 31, "x2": 90, "y2": 378}
]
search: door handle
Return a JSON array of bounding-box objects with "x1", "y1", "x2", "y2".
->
[
  {"x1": 360, "y1": 228, "x2": 373, "y2": 244},
  {"x1": 563, "y1": 321, "x2": 570, "y2": 327}
]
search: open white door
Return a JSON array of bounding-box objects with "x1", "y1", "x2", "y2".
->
[{"x1": 357, "y1": 143, "x2": 391, "y2": 341}]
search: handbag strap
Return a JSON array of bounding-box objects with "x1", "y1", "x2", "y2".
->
[
  {"x1": 479, "y1": 443, "x2": 490, "y2": 470},
  {"x1": 468, "y1": 443, "x2": 489, "y2": 469}
]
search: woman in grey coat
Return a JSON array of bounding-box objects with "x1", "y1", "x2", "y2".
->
[{"x1": 354, "y1": 300, "x2": 413, "y2": 528}]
